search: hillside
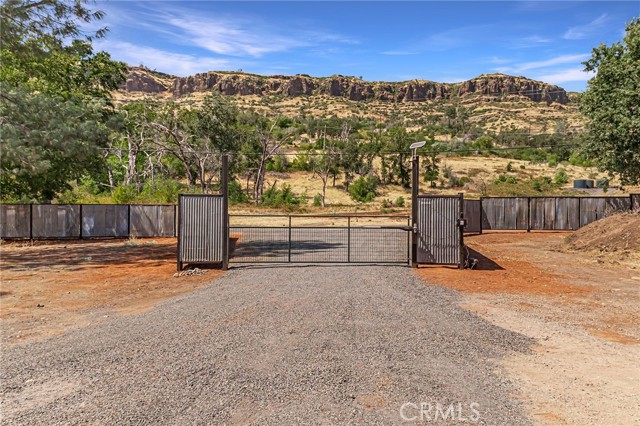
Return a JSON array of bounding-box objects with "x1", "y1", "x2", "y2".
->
[{"x1": 116, "y1": 67, "x2": 583, "y2": 134}]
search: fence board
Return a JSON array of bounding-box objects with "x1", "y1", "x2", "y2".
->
[
  {"x1": 463, "y1": 200, "x2": 481, "y2": 233},
  {"x1": 0, "y1": 205, "x2": 30, "y2": 238},
  {"x1": 81, "y1": 205, "x2": 129, "y2": 237},
  {"x1": 32, "y1": 205, "x2": 80, "y2": 238},
  {"x1": 130, "y1": 205, "x2": 176, "y2": 237}
]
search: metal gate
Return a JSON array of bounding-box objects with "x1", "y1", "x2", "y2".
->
[
  {"x1": 229, "y1": 214, "x2": 411, "y2": 264},
  {"x1": 415, "y1": 195, "x2": 464, "y2": 267},
  {"x1": 177, "y1": 194, "x2": 227, "y2": 270}
]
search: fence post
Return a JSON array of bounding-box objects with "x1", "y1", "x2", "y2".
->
[
  {"x1": 177, "y1": 195, "x2": 183, "y2": 271},
  {"x1": 479, "y1": 197, "x2": 484, "y2": 234},
  {"x1": 347, "y1": 216, "x2": 351, "y2": 263},
  {"x1": 458, "y1": 193, "x2": 465, "y2": 270},
  {"x1": 221, "y1": 154, "x2": 229, "y2": 271},
  {"x1": 288, "y1": 215, "x2": 292, "y2": 262},
  {"x1": 29, "y1": 203, "x2": 33, "y2": 241},
  {"x1": 173, "y1": 204, "x2": 177, "y2": 237},
  {"x1": 527, "y1": 197, "x2": 531, "y2": 232},
  {"x1": 79, "y1": 204, "x2": 83, "y2": 239},
  {"x1": 411, "y1": 154, "x2": 419, "y2": 267},
  {"x1": 127, "y1": 204, "x2": 131, "y2": 237},
  {"x1": 577, "y1": 197, "x2": 582, "y2": 230}
]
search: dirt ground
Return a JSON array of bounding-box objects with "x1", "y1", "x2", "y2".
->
[
  {"x1": 0, "y1": 238, "x2": 222, "y2": 346},
  {"x1": 416, "y1": 231, "x2": 640, "y2": 426}
]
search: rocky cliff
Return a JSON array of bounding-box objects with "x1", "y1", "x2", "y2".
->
[{"x1": 122, "y1": 67, "x2": 570, "y2": 104}]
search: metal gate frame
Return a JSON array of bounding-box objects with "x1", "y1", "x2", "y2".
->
[
  {"x1": 413, "y1": 194, "x2": 465, "y2": 268},
  {"x1": 229, "y1": 214, "x2": 411, "y2": 265}
]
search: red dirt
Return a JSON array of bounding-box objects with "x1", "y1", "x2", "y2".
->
[
  {"x1": 417, "y1": 232, "x2": 590, "y2": 296},
  {"x1": 0, "y1": 238, "x2": 223, "y2": 344}
]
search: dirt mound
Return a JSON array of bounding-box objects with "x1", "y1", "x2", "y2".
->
[{"x1": 565, "y1": 212, "x2": 640, "y2": 253}]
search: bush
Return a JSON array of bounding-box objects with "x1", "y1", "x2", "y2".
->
[
  {"x1": 394, "y1": 196, "x2": 405, "y2": 207},
  {"x1": 554, "y1": 168, "x2": 569, "y2": 185},
  {"x1": 261, "y1": 183, "x2": 303, "y2": 207},
  {"x1": 494, "y1": 174, "x2": 518, "y2": 185},
  {"x1": 349, "y1": 175, "x2": 378, "y2": 202},
  {"x1": 381, "y1": 198, "x2": 392, "y2": 208},
  {"x1": 266, "y1": 155, "x2": 289, "y2": 172},
  {"x1": 531, "y1": 176, "x2": 553, "y2": 192},
  {"x1": 312, "y1": 194, "x2": 322, "y2": 207},
  {"x1": 506, "y1": 162, "x2": 514, "y2": 172},
  {"x1": 228, "y1": 180, "x2": 249, "y2": 205},
  {"x1": 112, "y1": 184, "x2": 138, "y2": 204},
  {"x1": 141, "y1": 179, "x2": 181, "y2": 203}
]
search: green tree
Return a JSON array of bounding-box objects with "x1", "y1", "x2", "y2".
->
[
  {"x1": 580, "y1": 18, "x2": 640, "y2": 184},
  {"x1": 0, "y1": 0, "x2": 127, "y2": 201}
]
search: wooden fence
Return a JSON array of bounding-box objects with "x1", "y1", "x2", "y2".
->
[
  {"x1": 464, "y1": 194, "x2": 639, "y2": 233},
  {"x1": 0, "y1": 204, "x2": 177, "y2": 239}
]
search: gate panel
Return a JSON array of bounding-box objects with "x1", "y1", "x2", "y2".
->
[
  {"x1": 178, "y1": 194, "x2": 224, "y2": 268},
  {"x1": 229, "y1": 215, "x2": 410, "y2": 264},
  {"x1": 416, "y1": 196, "x2": 461, "y2": 265}
]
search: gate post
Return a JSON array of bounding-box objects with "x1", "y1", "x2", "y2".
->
[
  {"x1": 221, "y1": 154, "x2": 229, "y2": 271},
  {"x1": 458, "y1": 193, "x2": 465, "y2": 270},
  {"x1": 411, "y1": 154, "x2": 419, "y2": 267}
]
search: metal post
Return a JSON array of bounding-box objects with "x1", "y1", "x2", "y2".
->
[
  {"x1": 79, "y1": 204, "x2": 83, "y2": 239},
  {"x1": 29, "y1": 203, "x2": 33, "y2": 241},
  {"x1": 288, "y1": 215, "x2": 292, "y2": 262},
  {"x1": 479, "y1": 197, "x2": 484, "y2": 235},
  {"x1": 458, "y1": 193, "x2": 465, "y2": 270},
  {"x1": 527, "y1": 197, "x2": 531, "y2": 232},
  {"x1": 221, "y1": 154, "x2": 229, "y2": 271},
  {"x1": 411, "y1": 154, "x2": 419, "y2": 267},
  {"x1": 347, "y1": 216, "x2": 351, "y2": 263},
  {"x1": 127, "y1": 204, "x2": 131, "y2": 237},
  {"x1": 177, "y1": 194, "x2": 183, "y2": 271}
]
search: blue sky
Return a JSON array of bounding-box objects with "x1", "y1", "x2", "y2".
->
[{"x1": 94, "y1": 1, "x2": 639, "y2": 91}]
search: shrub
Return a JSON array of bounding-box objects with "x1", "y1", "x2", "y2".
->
[
  {"x1": 394, "y1": 196, "x2": 405, "y2": 207},
  {"x1": 531, "y1": 176, "x2": 553, "y2": 192},
  {"x1": 112, "y1": 184, "x2": 138, "y2": 204},
  {"x1": 554, "y1": 168, "x2": 569, "y2": 185},
  {"x1": 349, "y1": 175, "x2": 378, "y2": 202},
  {"x1": 313, "y1": 194, "x2": 322, "y2": 207},
  {"x1": 381, "y1": 198, "x2": 392, "y2": 208},
  {"x1": 266, "y1": 155, "x2": 289, "y2": 172},
  {"x1": 506, "y1": 162, "x2": 514, "y2": 172},
  {"x1": 493, "y1": 174, "x2": 517, "y2": 185},
  {"x1": 228, "y1": 180, "x2": 249, "y2": 205},
  {"x1": 261, "y1": 183, "x2": 303, "y2": 207},
  {"x1": 141, "y1": 179, "x2": 181, "y2": 203}
]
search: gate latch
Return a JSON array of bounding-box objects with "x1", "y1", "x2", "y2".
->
[
  {"x1": 412, "y1": 223, "x2": 418, "y2": 234},
  {"x1": 457, "y1": 218, "x2": 467, "y2": 227}
]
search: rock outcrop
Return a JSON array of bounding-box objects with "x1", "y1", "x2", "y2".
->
[{"x1": 122, "y1": 67, "x2": 570, "y2": 104}]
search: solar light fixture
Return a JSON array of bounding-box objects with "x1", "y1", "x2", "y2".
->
[{"x1": 410, "y1": 140, "x2": 426, "y2": 157}]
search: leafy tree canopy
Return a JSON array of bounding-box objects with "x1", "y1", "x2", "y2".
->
[
  {"x1": 580, "y1": 18, "x2": 640, "y2": 185},
  {"x1": 0, "y1": 0, "x2": 127, "y2": 201}
]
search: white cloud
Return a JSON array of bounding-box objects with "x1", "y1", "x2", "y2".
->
[
  {"x1": 166, "y1": 16, "x2": 303, "y2": 57},
  {"x1": 94, "y1": 41, "x2": 236, "y2": 76},
  {"x1": 381, "y1": 50, "x2": 419, "y2": 56},
  {"x1": 563, "y1": 14, "x2": 609, "y2": 40},
  {"x1": 515, "y1": 53, "x2": 591, "y2": 72},
  {"x1": 535, "y1": 68, "x2": 595, "y2": 84}
]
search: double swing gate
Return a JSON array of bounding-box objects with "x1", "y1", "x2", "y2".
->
[
  {"x1": 177, "y1": 194, "x2": 464, "y2": 270},
  {"x1": 177, "y1": 154, "x2": 464, "y2": 270}
]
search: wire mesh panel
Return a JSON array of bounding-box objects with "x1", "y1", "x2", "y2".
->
[
  {"x1": 230, "y1": 227, "x2": 289, "y2": 262},
  {"x1": 416, "y1": 196, "x2": 461, "y2": 265},
  {"x1": 229, "y1": 215, "x2": 410, "y2": 264},
  {"x1": 350, "y1": 228, "x2": 408, "y2": 263}
]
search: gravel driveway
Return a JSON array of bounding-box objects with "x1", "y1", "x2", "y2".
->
[{"x1": 1, "y1": 266, "x2": 533, "y2": 425}]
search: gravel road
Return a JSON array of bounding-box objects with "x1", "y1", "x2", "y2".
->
[{"x1": 1, "y1": 266, "x2": 533, "y2": 425}]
